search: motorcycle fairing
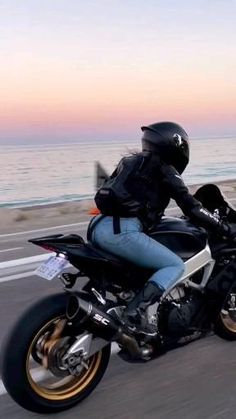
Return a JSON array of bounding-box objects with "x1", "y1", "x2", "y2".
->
[
  {"x1": 164, "y1": 243, "x2": 215, "y2": 295},
  {"x1": 150, "y1": 217, "x2": 207, "y2": 260}
]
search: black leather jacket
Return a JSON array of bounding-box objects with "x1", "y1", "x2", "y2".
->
[{"x1": 126, "y1": 152, "x2": 228, "y2": 236}]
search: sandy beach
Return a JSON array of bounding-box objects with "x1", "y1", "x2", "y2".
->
[{"x1": 0, "y1": 179, "x2": 235, "y2": 235}]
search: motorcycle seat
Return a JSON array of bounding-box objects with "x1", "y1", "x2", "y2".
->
[
  {"x1": 60, "y1": 240, "x2": 133, "y2": 272},
  {"x1": 86, "y1": 242, "x2": 128, "y2": 265}
]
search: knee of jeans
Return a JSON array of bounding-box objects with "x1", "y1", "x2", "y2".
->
[{"x1": 171, "y1": 257, "x2": 185, "y2": 274}]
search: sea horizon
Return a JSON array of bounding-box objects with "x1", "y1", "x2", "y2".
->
[{"x1": 0, "y1": 134, "x2": 235, "y2": 148}]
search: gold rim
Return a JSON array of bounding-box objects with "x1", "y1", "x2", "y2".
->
[
  {"x1": 220, "y1": 310, "x2": 236, "y2": 333},
  {"x1": 26, "y1": 317, "x2": 102, "y2": 401}
]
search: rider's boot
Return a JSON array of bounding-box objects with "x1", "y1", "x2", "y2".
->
[{"x1": 122, "y1": 282, "x2": 164, "y2": 337}]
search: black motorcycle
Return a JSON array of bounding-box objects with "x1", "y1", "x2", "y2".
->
[{"x1": 2, "y1": 184, "x2": 236, "y2": 413}]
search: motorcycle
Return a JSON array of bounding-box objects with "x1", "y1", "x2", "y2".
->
[{"x1": 2, "y1": 184, "x2": 236, "y2": 414}]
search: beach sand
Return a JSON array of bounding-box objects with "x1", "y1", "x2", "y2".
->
[{"x1": 1, "y1": 180, "x2": 236, "y2": 234}]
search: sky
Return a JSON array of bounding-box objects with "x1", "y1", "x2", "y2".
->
[{"x1": 0, "y1": 0, "x2": 236, "y2": 143}]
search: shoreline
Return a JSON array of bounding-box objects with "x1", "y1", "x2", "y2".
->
[
  {"x1": 0, "y1": 179, "x2": 236, "y2": 235},
  {"x1": 2, "y1": 177, "x2": 236, "y2": 212}
]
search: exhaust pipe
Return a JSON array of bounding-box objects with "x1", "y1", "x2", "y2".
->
[
  {"x1": 66, "y1": 295, "x2": 153, "y2": 359},
  {"x1": 66, "y1": 294, "x2": 122, "y2": 341}
]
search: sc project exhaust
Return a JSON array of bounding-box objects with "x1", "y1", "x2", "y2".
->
[{"x1": 66, "y1": 294, "x2": 153, "y2": 359}]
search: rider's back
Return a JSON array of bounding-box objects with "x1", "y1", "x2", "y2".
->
[{"x1": 94, "y1": 151, "x2": 171, "y2": 227}]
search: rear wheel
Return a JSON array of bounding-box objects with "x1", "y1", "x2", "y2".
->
[{"x1": 2, "y1": 293, "x2": 111, "y2": 413}]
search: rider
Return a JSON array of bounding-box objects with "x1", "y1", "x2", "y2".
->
[{"x1": 89, "y1": 122, "x2": 235, "y2": 335}]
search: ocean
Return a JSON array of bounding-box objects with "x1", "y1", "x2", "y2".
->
[{"x1": 0, "y1": 137, "x2": 236, "y2": 208}]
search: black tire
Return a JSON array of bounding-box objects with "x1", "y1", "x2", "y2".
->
[
  {"x1": 1, "y1": 293, "x2": 111, "y2": 413},
  {"x1": 215, "y1": 310, "x2": 236, "y2": 341},
  {"x1": 215, "y1": 290, "x2": 236, "y2": 340}
]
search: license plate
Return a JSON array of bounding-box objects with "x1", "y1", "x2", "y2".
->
[{"x1": 35, "y1": 256, "x2": 70, "y2": 281}]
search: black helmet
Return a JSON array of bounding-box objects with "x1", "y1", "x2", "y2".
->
[{"x1": 141, "y1": 121, "x2": 190, "y2": 174}]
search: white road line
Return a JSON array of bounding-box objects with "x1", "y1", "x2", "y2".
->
[
  {"x1": 0, "y1": 253, "x2": 54, "y2": 270},
  {"x1": 0, "y1": 344, "x2": 120, "y2": 396},
  {"x1": 0, "y1": 271, "x2": 36, "y2": 283},
  {"x1": 0, "y1": 247, "x2": 23, "y2": 254},
  {"x1": 0, "y1": 221, "x2": 89, "y2": 238}
]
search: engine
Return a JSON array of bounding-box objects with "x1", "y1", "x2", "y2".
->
[{"x1": 159, "y1": 287, "x2": 205, "y2": 337}]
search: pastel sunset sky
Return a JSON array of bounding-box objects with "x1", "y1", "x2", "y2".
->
[{"x1": 0, "y1": 0, "x2": 235, "y2": 143}]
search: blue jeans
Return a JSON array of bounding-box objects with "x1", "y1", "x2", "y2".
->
[{"x1": 90, "y1": 216, "x2": 185, "y2": 291}]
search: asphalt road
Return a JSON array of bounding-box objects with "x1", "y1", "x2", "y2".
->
[
  {"x1": 1, "y1": 275, "x2": 236, "y2": 419},
  {"x1": 1, "y1": 198, "x2": 236, "y2": 418}
]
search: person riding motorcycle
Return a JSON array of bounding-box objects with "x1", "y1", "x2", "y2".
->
[{"x1": 89, "y1": 122, "x2": 235, "y2": 336}]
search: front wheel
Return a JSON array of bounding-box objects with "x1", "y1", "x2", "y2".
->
[
  {"x1": 215, "y1": 292, "x2": 236, "y2": 340},
  {"x1": 1, "y1": 293, "x2": 111, "y2": 413}
]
